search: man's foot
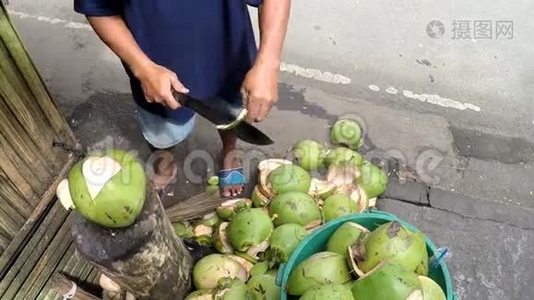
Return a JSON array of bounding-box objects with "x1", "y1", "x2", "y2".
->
[
  {"x1": 219, "y1": 131, "x2": 244, "y2": 197},
  {"x1": 146, "y1": 148, "x2": 178, "y2": 196}
]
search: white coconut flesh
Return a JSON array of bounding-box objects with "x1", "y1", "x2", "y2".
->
[
  {"x1": 82, "y1": 156, "x2": 122, "y2": 200},
  {"x1": 215, "y1": 223, "x2": 234, "y2": 252},
  {"x1": 56, "y1": 179, "x2": 74, "y2": 210},
  {"x1": 406, "y1": 289, "x2": 424, "y2": 300},
  {"x1": 194, "y1": 224, "x2": 213, "y2": 237},
  {"x1": 257, "y1": 159, "x2": 292, "y2": 173},
  {"x1": 246, "y1": 240, "x2": 270, "y2": 259},
  {"x1": 228, "y1": 255, "x2": 254, "y2": 273}
]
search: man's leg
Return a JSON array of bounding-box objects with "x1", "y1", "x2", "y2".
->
[{"x1": 218, "y1": 130, "x2": 243, "y2": 197}]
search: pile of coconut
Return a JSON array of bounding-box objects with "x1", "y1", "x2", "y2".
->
[{"x1": 176, "y1": 119, "x2": 442, "y2": 299}]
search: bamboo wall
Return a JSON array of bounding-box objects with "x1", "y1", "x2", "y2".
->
[{"x1": 0, "y1": 4, "x2": 76, "y2": 262}]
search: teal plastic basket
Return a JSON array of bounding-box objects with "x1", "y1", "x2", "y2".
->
[{"x1": 276, "y1": 210, "x2": 456, "y2": 299}]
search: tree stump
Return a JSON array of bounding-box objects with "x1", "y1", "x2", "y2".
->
[{"x1": 71, "y1": 185, "x2": 193, "y2": 300}]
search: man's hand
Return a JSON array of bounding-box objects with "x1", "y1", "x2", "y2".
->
[
  {"x1": 135, "y1": 63, "x2": 189, "y2": 110},
  {"x1": 242, "y1": 61, "x2": 279, "y2": 122}
]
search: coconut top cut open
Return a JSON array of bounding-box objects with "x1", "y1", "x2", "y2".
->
[{"x1": 82, "y1": 156, "x2": 122, "y2": 200}]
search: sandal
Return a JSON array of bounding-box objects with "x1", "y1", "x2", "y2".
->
[{"x1": 218, "y1": 167, "x2": 246, "y2": 197}]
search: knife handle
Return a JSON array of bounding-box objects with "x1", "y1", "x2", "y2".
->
[{"x1": 172, "y1": 91, "x2": 189, "y2": 107}]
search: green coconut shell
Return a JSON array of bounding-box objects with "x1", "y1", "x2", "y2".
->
[
  {"x1": 356, "y1": 162, "x2": 388, "y2": 199},
  {"x1": 268, "y1": 164, "x2": 312, "y2": 195},
  {"x1": 293, "y1": 140, "x2": 326, "y2": 171},
  {"x1": 330, "y1": 119, "x2": 362, "y2": 150},
  {"x1": 251, "y1": 186, "x2": 271, "y2": 208},
  {"x1": 192, "y1": 254, "x2": 248, "y2": 290},
  {"x1": 247, "y1": 271, "x2": 280, "y2": 300},
  {"x1": 287, "y1": 251, "x2": 351, "y2": 296},
  {"x1": 300, "y1": 284, "x2": 354, "y2": 300},
  {"x1": 269, "y1": 192, "x2": 322, "y2": 228},
  {"x1": 269, "y1": 223, "x2": 308, "y2": 263},
  {"x1": 351, "y1": 263, "x2": 422, "y2": 300},
  {"x1": 322, "y1": 193, "x2": 358, "y2": 222},
  {"x1": 68, "y1": 149, "x2": 146, "y2": 228},
  {"x1": 326, "y1": 222, "x2": 370, "y2": 256},
  {"x1": 419, "y1": 276, "x2": 446, "y2": 300},
  {"x1": 249, "y1": 261, "x2": 270, "y2": 276},
  {"x1": 214, "y1": 278, "x2": 256, "y2": 300},
  {"x1": 184, "y1": 289, "x2": 213, "y2": 300},
  {"x1": 227, "y1": 208, "x2": 273, "y2": 252},
  {"x1": 356, "y1": 221, "x2": 428, "y2": 276}
]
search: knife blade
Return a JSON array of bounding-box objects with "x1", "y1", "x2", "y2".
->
[{"x1": 173, "y1": 92, "x2": 274, "y2": 145}]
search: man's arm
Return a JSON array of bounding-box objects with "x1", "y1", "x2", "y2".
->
[
  {"x1": 87, "y1": 16, "x2": 188, "y2": 109},
  {"x1": 242, "y1": 0, "x2": 291, "y2": 122}
]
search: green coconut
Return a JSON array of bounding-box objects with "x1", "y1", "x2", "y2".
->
[
  {"x1": 351, "y1": 262, "x2": 422, "y2": 300},
  {"x1": 269, "y1": 192, "x2": 322, "y2": 228},
  {"x1": 330, "y1": 119, "x2": 362, "y2": 150},
  {"x1": 268, "y1": 164, "x2": 311, "y2": 194},
  {"x1": 269, "y1": 223, "x2": 308, "y2": 263},
  {"x1": 322, "y1": 193, "x2": 358, "y2": 222},
  {"x1": 356, "y1": 162, "x2": 388, "y2": 199},
  {"x1": 208, "y1": 176, "x2": 219, "y2": 186},
  {"x1": 216, "y1": 199, "x2": 252, "y2": 221},
  {"x1": 326, "y1": 222, "x2": 370, "y2": 256},
  {"x1": 287, "y1": 251, "x2": 351, "y2": 296},
  {"x1": 184, "y1": 289, "x2": 213, "y2": 300},
  {"x1": 300, "y1": 284, "x2": 354, "y2": 300},
  {"x1": 172, "y1": 221, "x2": 194, "y2": 239},
  {"x1": 324, "y1": 147, "x2": 364, "y2": 168},
  {"x1": 251, "y1": 186, "x2": 271, "y2": 208},
  {"x1": 227, "y1": 208, "x2": 273, "y2": 252},
  {"x1": 192, "y1": 254, "x2": 248, "y2": 290},
  {"x1": 293, "y1": 140, "x2": 326, "y2": 171},
  {"x1": 419, "y1": 276, "x2": 446, "y2": 300},
  {"x1": 247, "y1": 270, "x2": 280, "y2": 300},
  {"x1": 213, "y1": 278, "x2": 256, "y2": 300},
  {"x1": 351, "y1": 221, "x2": 428, "y2": 276},
  {"x1": 67, "y1": 149, "x2": 146, "y2": 228}
]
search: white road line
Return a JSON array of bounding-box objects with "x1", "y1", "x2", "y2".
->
[
  {"x1": 9, "y1": 9, "x2": 353, "y2": 85},
  {"x1": 368, "y1": 85, "x2": 380, "y2": 92},
  {"x1": 8, "y1": 10, "x2": 92, "y2": 30},
  {"x1": 402, "y1": 89, "x2": 481, "y2": 112}
]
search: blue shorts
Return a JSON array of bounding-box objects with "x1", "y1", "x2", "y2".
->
[{"x1": 135, "y1": 106, "x2": 196, "y2": 149}]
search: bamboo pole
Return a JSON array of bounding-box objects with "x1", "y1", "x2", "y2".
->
[
  {"x1": 0, "y1": 143, "x2": 39, "y2": 204},
  {"x1": 0, "y1": 5, "x2": 75, "y2": 144},
  {"x1": 0, "y1": 155, "x2": 75, "y2": 278},
  {"x1": 0, "y1": 168, "x2": 34, "y2": 217},
  {"x1": 0, "y1": 38, "x2": 61, "y2": 170},
  {"x1": 0, "y1": 83, "x2": 52, "y2": 183}
]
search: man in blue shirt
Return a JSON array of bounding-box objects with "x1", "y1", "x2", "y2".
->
[{"x1": 74, "y1": 0, "x2": 290, "y2": 197}]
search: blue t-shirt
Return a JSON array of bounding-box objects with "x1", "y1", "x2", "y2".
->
[{"x1": 74, "y1": 0, "x2": 259, "y2": 121}]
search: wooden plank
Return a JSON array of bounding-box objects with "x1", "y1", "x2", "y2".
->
[
  {"x1": 0, "y1": 145, "x2": 39, "y2": 204},
  {"x1": 49, "y1": 273, "x2": 101, "y2": 300},
  {"x1": 0, "y1": 39, "x2": 61, "y2": 170},
  {"x1": 0, "y1": 155, "x2": 75, "y2": 277},
  {"x1": 16, "y1": 215, "x2": 74, "y2": 300},
  {"x1": 0, "y1": 5, "x2": 75, "y2": 143},
  {"x1": 35, "y1": 244, "x2": 76, "y2": 300},
  {"x1": 0, "y1": 203, "x2": 67, "y2": 298}
]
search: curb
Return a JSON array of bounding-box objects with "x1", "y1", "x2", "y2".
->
[{"x1": 381, "y1": 177, "x2": 534, "y2": 230}]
